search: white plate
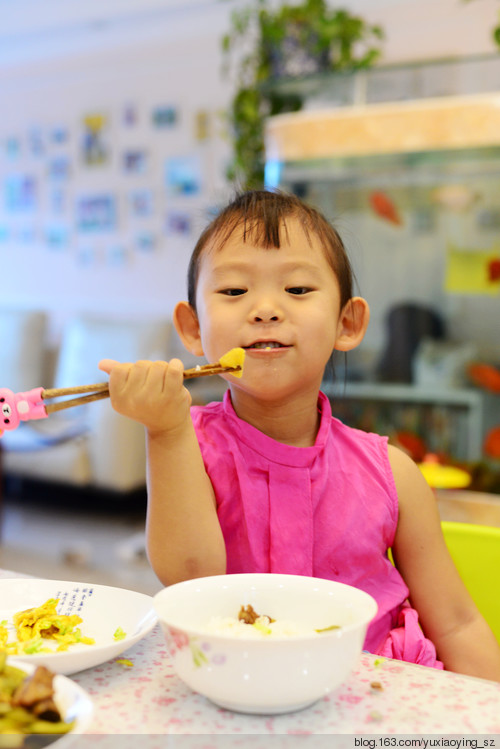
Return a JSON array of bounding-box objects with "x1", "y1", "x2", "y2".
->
[
  {"x1": 6, "y1": 658, "x2": 94, "y2": 746},
  {"x1": 0, "y1": 578, "x2": 158, "y2": 675}
]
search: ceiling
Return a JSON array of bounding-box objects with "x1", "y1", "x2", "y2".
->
[{"x1": 0, "y1": 0, "x2": 221, "y2": 65}]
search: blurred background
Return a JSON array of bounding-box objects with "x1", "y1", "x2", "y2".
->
[{"x1": 1, "y1": 0, "x2": 500, "y2": 590}]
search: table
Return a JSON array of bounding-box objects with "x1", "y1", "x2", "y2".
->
[{"x1": 1, "y1": 570, "x2": 499, "y2": 737}]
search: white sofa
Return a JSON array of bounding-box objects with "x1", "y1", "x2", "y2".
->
[{"x1": 1, "y1": 309, "x2": 173, "y2": 494}]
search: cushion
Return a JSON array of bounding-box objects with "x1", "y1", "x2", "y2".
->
[
  {"x1": 54, "y1": 316, "x2": 172, "y2": 390},
  {"x1": 0, "y1": 309, "x2": 47, "y2": 391}
]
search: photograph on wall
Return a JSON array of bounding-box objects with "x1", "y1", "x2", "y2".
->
[
  {"x1": 107, "y1": 245, "x2": 129, "y2": 267},
  {"x1": 45, "y1": 225, "x2": 70, "y2": 251},
  {"x1": 135, "y1": 232, "x2": 156, "y2": 253},
  {"x1": 76, "y1": 194, "x2": 117, "y2": 232},
  {"x1": 122, "y1": 103, "x2": 138, "y2": 127},
  {"x1": 129, "y1": 189, "x2": 153, "y2": 218},
  {"x1": 123, "y1": 150, "x2": 148, "y2": 175},
  {"x1": 48, "y1": 155, "x2": 71, "y2": 181},
  {"x1": 4, "y1": 175, "x2": 37, "y2": 212},
  {"x1": 165, "y1": 155, "x2": 202, "y2": 196},
  {"x1": 50, "y1": 188, "x2": 66, "y2": 215},
  {"x1": 28, "y1": 127, "x2": 44, "y2": 158},
  {"x1": 51, "y1": 126, "x2": 69, "y2": 146},
  {"x1": 5, "y1": 137, "x2": 20, "y2": 159},
  {"x1": 152, "y1": 106, "x2": 177, "y2": 128},
  {"x1": 81, "y1": 112, "x2": 109, "y2": 166},
  {"x1": 165, "y1": 210, "x2": 192, "y2": 236},
  {"x1": 194, "y1": 110, "x2": 211, "y2": 142}
]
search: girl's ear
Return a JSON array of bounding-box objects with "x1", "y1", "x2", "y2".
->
[
  {"x1": 334, "y1": 297, "x2": 370, "y2": 352},
  {"x1": 173, "y1": 301, "x2": 204, "y2": 357}
]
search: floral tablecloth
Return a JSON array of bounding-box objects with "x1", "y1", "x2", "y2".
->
[
  {"x1": 71, "y1": 625, "x2": 500, "y2": 735},
  {"x1": 2, "y1": 569, "x2": 499, "y2": 736}
]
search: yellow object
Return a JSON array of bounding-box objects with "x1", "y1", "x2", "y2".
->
[
  {"x1": 116, "y1": 659, "x2": 134, "y2": 667},
  {"x1": 441, "y1": 521, "x2": 500, "y2": 645},
  {"x1": 445, "y1": 245, "x2": 500, "y2": 296},
  {"x1": 418, "y1": 462, "x2": 471, "y2": 489},
  {"x1": 219, "y1": 347, "x2": 245, "y2": 377}
]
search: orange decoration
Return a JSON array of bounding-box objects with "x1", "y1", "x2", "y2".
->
[
  {"x1": 369, "y1": 191, "x2": 402, "y2": 226},
  {"x1": 395, "y1": 431, "x2": 427, "y2": 462},
  {"x1": 467, "y1": 362, "x2": 500, "y2": 394},
  {"x1": 484, "y1": 427, "x2": 500, "y2": 459}
]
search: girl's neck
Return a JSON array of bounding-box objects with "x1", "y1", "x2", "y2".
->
[{"x1": 228, "y1": 386, "x2": 322, "y2": 447}]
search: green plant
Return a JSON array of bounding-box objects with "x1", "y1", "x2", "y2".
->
[
  {"x1": 222, "y1": 0, "x2": 384, "y2": 188},
  {"x1": 461, "y1": 0, "x2": 500, "y2": 47}
]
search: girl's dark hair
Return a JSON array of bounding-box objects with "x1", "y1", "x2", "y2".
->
[{"x1": 187, "y1": 189, "x2": 354, "y2": 311}]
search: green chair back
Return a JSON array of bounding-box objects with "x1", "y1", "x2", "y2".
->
[{"x1": 441, "y1": 520, "x2": 500, "y2": 645}]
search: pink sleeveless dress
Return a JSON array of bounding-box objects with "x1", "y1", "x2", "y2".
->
[{"x1": 191, "y1": 391, "x2": 442, "y2": 668}]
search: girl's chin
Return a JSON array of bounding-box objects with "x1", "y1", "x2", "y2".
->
[{"x1": 229, "y1": 376, "x2": 317, "y2": 403}]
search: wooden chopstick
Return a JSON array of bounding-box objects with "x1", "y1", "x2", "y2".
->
[
  {"x1": 44, "y1": 390, "x2": 110, "y2": 414},
  {"x1": 42, "y1": 383, "x2": 110, "y2": 399},
  {"x1": 183, "y1": 363, "x2": 242, "y2": 378},
  {"x1": 42, "y1": 363, "x2": 242, "y2": 401},
  {"x1": 41, "y1": 360, "x2": 243, "y2": 414}
]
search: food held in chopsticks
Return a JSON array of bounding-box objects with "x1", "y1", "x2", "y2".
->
[
  {"x1": 0, "y1": 347, "x2": 245, "y2": 434},
  {"x1": 0, "y1": 652, "x2": 74, "y2": 737},
  {"x1": 1, "y1": 598, "x2": 95, "y2": 655},
  {"x1": 184, "y1": 347, "x2": 245, "y2": 379}
]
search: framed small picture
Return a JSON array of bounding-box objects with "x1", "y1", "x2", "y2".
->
[
  {"x1": 4, "y1": 175, "x2": 37, "y2": 212},
  {"x1": 123, "y1": 150, "x2": 148, "y2": 175},
  {"x1": 48, "y1": 155, "x2": 71, "y2": 180},
  {"x1": 129, "y1": 189, "x2": 153, "y2": 218},
  {"x1": 76, "y1": 194, "x2": 116, "y2": 232},
  {"x1": 152, "y1": 106, "x2": 177, "y2": 128},
  {"x1": 166, "y1": 210, "x2": 191, "y2": 236},
  {"x1": 135, "y1": 232, "x2": 156, "y2": 252},
  {"x1": 81, "y1": 112, "x2": 109, "y2": 166},
  {"x1": 165, "y1": 155, "x2": 201, "y2": 196},
  {"x1": 46, "y1": 224, "x2": 70, "y2": 250}
]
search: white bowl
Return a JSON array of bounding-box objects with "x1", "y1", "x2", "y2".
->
[{"x1": 153, "y1": 573, "x2": 377, "y2": 714}]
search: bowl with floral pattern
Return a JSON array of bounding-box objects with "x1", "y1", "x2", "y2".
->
[{"x1": 153, "y1": 573, "x2": 377, "y2": 714}]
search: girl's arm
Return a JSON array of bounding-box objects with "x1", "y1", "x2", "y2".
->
[
  {"x1": 99, "y1": 358, "x2": 226, "y2": 586},
  {"x1": 389, "y1": 445, "x2": 500, "y2": 682}
]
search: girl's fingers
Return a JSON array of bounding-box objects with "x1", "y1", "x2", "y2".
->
[{"x1": 98, "y1": 358, "x2": 120, "y2": 374}]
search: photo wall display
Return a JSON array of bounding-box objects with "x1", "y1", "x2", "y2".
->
[{"x1": 0, "y1": 103, "x2": 225, "y2": 269}]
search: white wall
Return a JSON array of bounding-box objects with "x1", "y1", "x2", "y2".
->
[
  {"x1": 0, "y1": 0, "x2": 498, "y2": 338},
  {"x1": 0, "y1": 2, "x2": 234, "y2": 334}
]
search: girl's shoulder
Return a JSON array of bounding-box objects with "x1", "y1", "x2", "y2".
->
[{"x1": 330, "y1": 412, "x2": 390, "y2": 460}]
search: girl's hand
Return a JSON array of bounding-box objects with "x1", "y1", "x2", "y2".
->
[{"x1": 98, "y1": 358, "x2": 192, "y2": 436}]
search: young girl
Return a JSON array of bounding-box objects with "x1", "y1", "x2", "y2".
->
[{"x1": 100, "y1": 190, "x2": 500, "y2": 681}]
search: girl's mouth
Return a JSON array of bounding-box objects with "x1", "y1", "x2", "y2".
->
[{"x1": 244, "y1": 341, "x2": 287, "y2": 350}]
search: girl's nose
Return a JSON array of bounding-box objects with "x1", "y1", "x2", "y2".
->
[
  {"x1": 254, "y1": 311, "x2": 279, "y2": 322},
  {"x1": 251, "y1": 300, "x2": 282, "y2": 323}
]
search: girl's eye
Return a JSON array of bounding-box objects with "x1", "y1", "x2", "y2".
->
[
  {"x1": 219, "y1": 288, "x2": 246, "y2": 296},
  {"x1": 287, "y1": 287, "x2": 312, "y2": 295}
]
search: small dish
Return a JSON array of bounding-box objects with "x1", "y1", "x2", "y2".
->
[{"x1": 5, "y1": 658, "x2": 94, "y2": 746}]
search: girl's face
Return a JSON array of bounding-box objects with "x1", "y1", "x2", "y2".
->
[{"x1": 191, "y1": 218, "x2": 358, "y2": 403}]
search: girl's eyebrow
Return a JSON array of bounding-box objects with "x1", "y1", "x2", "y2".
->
[{"x1": 210, "y1": 259, "x2": 324, "y2": 278}]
